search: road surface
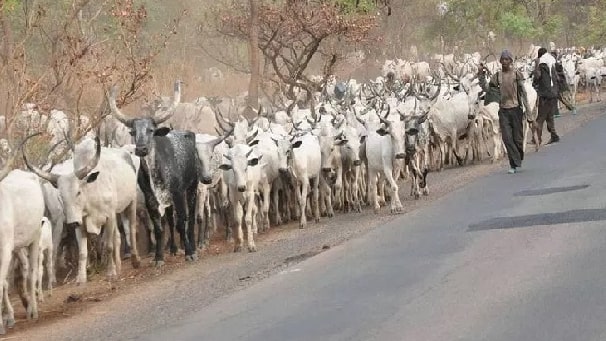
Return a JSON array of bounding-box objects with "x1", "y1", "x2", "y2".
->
[{"x1": 142, "y1": 113, "x2": 606, "y2": 341}]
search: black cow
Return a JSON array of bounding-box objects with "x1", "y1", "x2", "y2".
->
[{"x1": 108, "y1": 81, "x2": 200, "y2": 265}]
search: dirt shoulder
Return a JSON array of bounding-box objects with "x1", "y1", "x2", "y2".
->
[{"x1": 6, "y1": 102, "x2": 606, "y2": 341}]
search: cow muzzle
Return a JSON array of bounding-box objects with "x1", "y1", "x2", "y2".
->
[
  {"x1": 201, "y1": 176, "x2": 212, "y2": 185},
  {"x1": 322, "y1": 167, "x2": 332, "y2": 173},
  {"x1": 237, "y1": 185, "x2": 247, "y2": 193},
  {"x1": 66, "y1": 222, "x2": 81, "y2": 231},
  {"x1": 353, "y1": 159, "x2": 362, "y2": 166},
  {"x1": 467, "y1": 114, "x2": 476, "y2": 120},
  {"x1": 279, "y1": 168, "x2": 289, "y2": 176},
  {"x1": 135, "y1": 146, "x2": 149, "y2": 156},
  {"x1": 395, "y1": 153, "x2": 406, "y2": 159}
]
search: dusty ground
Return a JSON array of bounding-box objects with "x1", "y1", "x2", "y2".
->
[{"x1": 4, "y1": 97, "x2": 606, "y2": 341}]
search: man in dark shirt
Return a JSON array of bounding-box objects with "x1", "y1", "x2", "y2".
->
[
  {"x1": 478, "y1": 49, "x2": 531, "y2": 174},
  {"x1": 533, "y1": 47, "x2": 560, "y2": 145}
]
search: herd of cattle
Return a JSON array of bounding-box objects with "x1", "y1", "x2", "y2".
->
[{"x1": 0, "y1": 43, "x2": 604, "y2": 334}]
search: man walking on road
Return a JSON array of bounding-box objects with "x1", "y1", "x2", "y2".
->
[
  {"x1": 479, "y1": 49, "x2": 531, "y2": 174},
  {"x1": 533, "y1": 47, "x2": 561, "y2": 145}
]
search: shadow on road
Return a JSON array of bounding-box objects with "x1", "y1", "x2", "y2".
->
[
  {"x1": 468, "y1": 208, "x2": 606, "y2": 231},
  {"x1": 514, "y1": 184, "x2": 590, "y2": 197}
]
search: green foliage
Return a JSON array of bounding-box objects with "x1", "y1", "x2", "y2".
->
[
  {"x1": 499, "y1": 11, "x2": 536, "y2": 39},
  {"x1": 335, "y1": 0, "x2": 376, "y2": 15}
]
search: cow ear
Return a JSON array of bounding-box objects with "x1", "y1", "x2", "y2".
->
[
  {"x1": 86, "y1": 171, "x2": 100, "y2": 183},
  {"x1": 248, "y1": 139, "x2": 259, "y2": 147},
  {"x1": 292, "y1": 140, "x2": 303, "y2": 148},
  {"x1": 154, "y1": 127, "x2": 171, "y2": 136},
  {"x1": 407, "y1": 128, "x2": 419, "y2": 136},
  {"x1": 334, "y1": 139, "x2": 348, "y2": 146},
  {"x1": 219, "y1": 164, "x2": 232, "y2": 170},
  {"x1": 376, "y1": 128, "x2": 388, "y2": 136}
]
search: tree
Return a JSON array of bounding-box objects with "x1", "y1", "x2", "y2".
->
[
  {"x1": 0, "y1": 0, "x2": 182, "y2": 166},
  {"x1": 220, "y1": 0, "x2": 377, "y2": 113}
]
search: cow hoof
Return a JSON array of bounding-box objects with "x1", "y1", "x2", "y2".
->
[
  {"x1": 153, "y1": 260, "x2": 165, "y2": 267},
  {"x1": 248, "y1": 245, "x2": 257, "y2": 252},
  {"x1": 299, "y1": 222, "x2": 307, "y2": 229},
  {"x1": 197, "y1": 243, "x2": 207, "y2": 251},
  {"x1": 185, "y1": 255, "x2": 198, "y2": 262},
  {"x1": 131, "y1": 257, "x2": 141, "y2": 269},
  {"x1": 5, "y1": 317, "x2": 15, "y2": 328},
  {"x1": 169, "y1": 248, "x2": 178, "y2": 256},
  {"x1": 234, "y1": 245, "x2": 243, "y2": 252},
  {"x1": 123, "y1": 253, "x2": 132, "y2": 260}
]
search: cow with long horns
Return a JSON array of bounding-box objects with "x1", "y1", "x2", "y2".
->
[{"x1": 107, "y1": 81, "x2": 201, "y2": 266}]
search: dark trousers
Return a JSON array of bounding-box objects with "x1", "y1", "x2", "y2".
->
[
  {"x1": 537, "y1": 97, "x2": 559, "y2": 143},
  {"x1": 499, "y1": 107, "x2": 524, "y2": 168}
]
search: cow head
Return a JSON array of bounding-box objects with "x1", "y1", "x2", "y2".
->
[
  {"x1": 107, "y1": 81, "x2": 181, "y2": 157},
  {"x1": 375, "y1": 105, "x2": 406, "y2": 159},
  {"x1": 24, "y1": 135, "x2": 102, "y2": 228},
  {"x1": 219, "y1": 144, "x2": 262, "y2": 193},
  {"x1": 318, "y1": 129, "x2": 344, "y2": 174},
  {"x1": 270, "y1": 133, "x2": 292, "y2": 175},
  {"x1": 404, "y1": 113, "x2": 428, "y2": 156},
  {"x1": 195, "y1": 130, "x2": 232, "y2": 185},
  {"x1": 337, "y1": 128, "x2": 363, "y2": 167}
]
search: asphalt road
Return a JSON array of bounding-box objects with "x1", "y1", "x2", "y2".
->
[{"x1": 141, "y1": 113, "x2": 606, "y2": 341}]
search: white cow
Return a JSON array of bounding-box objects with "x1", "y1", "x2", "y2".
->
[
  {"x1": 24, "y1": 137, "x2": 140, "y2": 283},
  {"x1": 219, "y1": 142, "x2": 264, "y2": 252},
  {"x1": 290, "y1": 131, "x2": 322, "y2": 227},
  {"x1": 0, "y1": 169, "x2": 45, "y2": 334},
  {"x1": 364, "y1": 106, "x2": 407, "y2": 213}
]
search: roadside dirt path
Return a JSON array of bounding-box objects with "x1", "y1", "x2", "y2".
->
[{"x1": 6, "y1": 100, "x2": 606, "y2": 341}]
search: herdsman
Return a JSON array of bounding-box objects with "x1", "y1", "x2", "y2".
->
[
  {"x1": 479, "y1": 49, "x2": 532, "y2": 174},
  {"x1": 533, "y1": 47, "x2": 561, "y2": 145}
]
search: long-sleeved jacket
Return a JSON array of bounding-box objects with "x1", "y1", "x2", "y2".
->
[{"x1": 479, "y1": 69, "x2": 531, "y2": 115}]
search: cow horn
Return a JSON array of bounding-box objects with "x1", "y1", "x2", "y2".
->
[
  {"x1": 154, "y1": 80, "x2": 182, "y2": 124},
  {"x1": 74, "y1": 135, "x2": 101, "y2": 180},
  {"x1": 107, "y1": 85, "x2": 134, "y2": 126},
  {"x1": 21, "y1": 133, "x2": 59, "y2": 186},
  {"x1": 246, "y1": 129, "x2": 258, "y2": 145},
  {"x1": 429, "y1": 77, "x2": 442, "y2": 102},
  {"x1": 246, "y1": 148, "x2": 254, "y2": 157}
]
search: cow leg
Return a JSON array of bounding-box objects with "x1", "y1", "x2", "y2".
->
[
  {"x1": 261, "y1": 182, "x2": 271, "y2": 232},
  {"x1": 367, "y1": 168, "x2": 380, "y2": 214},
  {"x1": 26, "y1": 240, "x2": 40, "y2": 320},
  {"x1": 103, "y1": 218, "x2": 120, "y2": 281},
  {"x1": 164, "y1": 206, "x2": 178, "y2": 255},
  {"x1": 298, "y1": 178, "x2": 309, "y2": 228},
  {"x1": 383, "y1": 168, "x2": 402, "y2": 213},
  {"x1": 116, "y1": 215, "x2": 131, "y2": 259},
  {"x1": 171, "y1": 194, "x2": 191, "y2": 260},
  {"x1": 0, "y1": 248, "x2": 11, "y2": 335},
  {"x1": 51, "y1": 217, "x2": 63, "y2": 284},
  {"x1": 272, "y1": 181, "x2": 282, "y2": 226},
  {"x1": 37, "y1": 249, "x2": 44, "y2": 302},
  {"x1": 233, "y1": 201, "x2": 244, "y2": 252},
  {"x1": 197, "y1": 186, "x2": 208, "y2": 250},
  {"x1": 74, "y1": 227, "x2": 88, "y2": 283},
  {"x1": 2, "y1": 281, "x2": 14, "y2": 329},
  {"x1": 321, "y1": 176, "x2": 334, "y2": 218},
  {"x1": 311, "y1": 176, "x2": 321, "y2": 223},
  {"x1": 245, "y1": 192, "x2": 257, "y2": 252},
  {"x1": 45, "y1": 247, "x2": 53, "y2": 297},
  {"x1": 185, "y1": 184, "x2": 198, "y2": 261},
  {"x1": 123, "y1": 203, "x2": 140, "y2": 268}
]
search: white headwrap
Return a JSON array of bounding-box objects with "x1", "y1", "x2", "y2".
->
[{"x1": 539, "y1": 52, "x2": 556, "y2": 86}]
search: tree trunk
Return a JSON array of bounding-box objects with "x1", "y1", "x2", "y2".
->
[{"x1": 246, "y1": 0, "x2": 260, "y2": 119}]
